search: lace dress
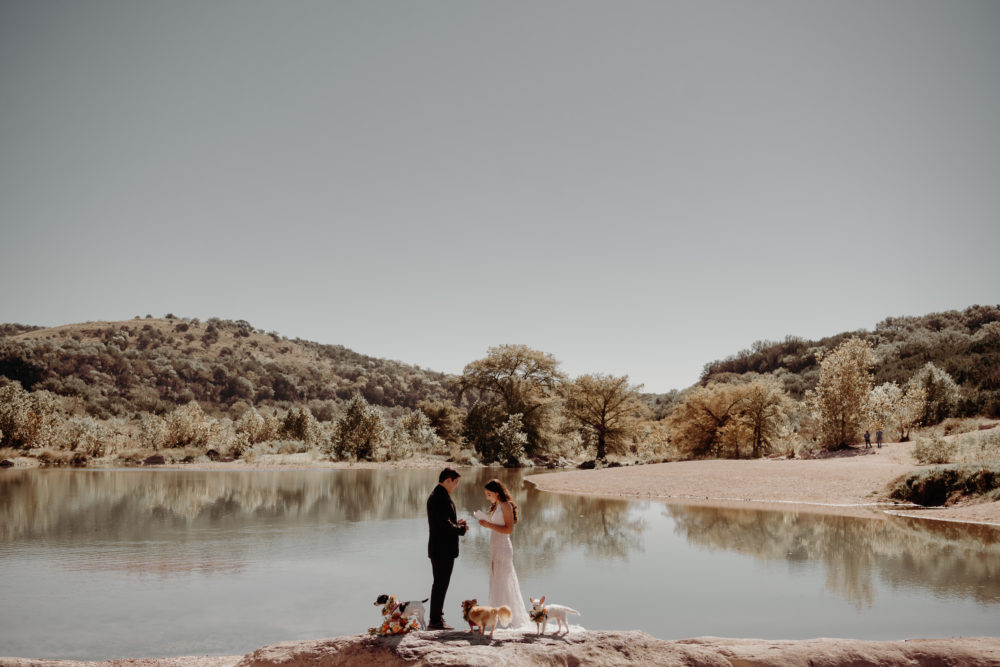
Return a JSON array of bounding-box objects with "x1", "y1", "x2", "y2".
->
[{"x1": 488, "y1": 504, "x2": 530, "y2": 628}]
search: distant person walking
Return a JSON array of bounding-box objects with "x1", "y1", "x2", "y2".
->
[
  {"x1": 864, "y1": 430, "x2": 871, "y2": 449},
  {"x1": 876, "y1": 429, "x2": 883, "y2": 448}
]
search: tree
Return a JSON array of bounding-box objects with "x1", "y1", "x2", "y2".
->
[
  {"x1": 667, "y1": 383, "x2": 746, "y2": 459},
  {"x1": 865, "y1": 382, "x2": 926, "y2": 442},
  {"x1": 809, "y1": 337, "x2": 875, "y2": 450},
  {"x1": 563, "y1": 374, "x2": 645, "y2": 460},
  {"x1": 909, "y1": 362, "x2": 960, "y2": 425},
  {"x1": 332, "y1": 394, "x2": 385, "y2": 461},
  {"x1": 280, "y1": 406, "x2": 320, "y2": 444},
  {"x1": 667, "y1": 377, "x2": 794, "y2": 459},
  {"x1": 416, "y1": 399, "x2": 464, "y2": 445},
  {"x1": 733, "y1": 376, "x2": 795, "y2": 458},
  {"x1": 463, "y1": 400, "x2": 504, "y2": 462},
  {"x1": 163, "y1": 401, "x2": 212, "y2": 449},
  {"x1": 459, "y1": 345, "x2": 565, "y2": 456},
  {"x1": 494, "y1": 413, "x2": 528, "y2": 464},
  {"x1": 401, "y1": 409, "x2": 445, "y2": 453},
  {"x1": 0, "y1": 381, "x2": 52, "y2": 450}
]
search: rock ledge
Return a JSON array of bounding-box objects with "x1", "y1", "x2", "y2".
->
[{"x1": 5, "y1": 631, "x2": 1000, "y2": 667}]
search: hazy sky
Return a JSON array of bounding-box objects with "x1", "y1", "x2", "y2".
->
[{"x1": 2, "y1": 1, "x2": 998, "y2": 392}]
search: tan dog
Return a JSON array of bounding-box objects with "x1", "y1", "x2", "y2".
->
[{"x1": 461, "y1": 599, "x2": 512, "y2": 638}]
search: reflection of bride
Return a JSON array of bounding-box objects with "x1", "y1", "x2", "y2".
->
[{"x1": 476, "y1": 478, "x2": 530, "y2": 628}]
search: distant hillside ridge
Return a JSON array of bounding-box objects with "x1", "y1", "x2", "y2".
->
[
  {"x1": 0, "y1": 316, "x2": 454, "y2": 419},
  {"x1": 701, "y1": 304, "x2": 1000, "y2": 417}
]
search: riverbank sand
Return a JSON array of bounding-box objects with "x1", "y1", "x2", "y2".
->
[{"x1": 528, "y1": 439, "x2": 1000, "y2": 527}]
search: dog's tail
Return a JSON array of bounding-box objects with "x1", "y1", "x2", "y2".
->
[
  {"x1": 498, "y1": 605, "x2": 512, "y2": 627},
  {"x1": 567, "y1": 607, "x2": 581, "y2": 616}
]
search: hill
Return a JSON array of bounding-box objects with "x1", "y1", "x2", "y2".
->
[
  {"x1": 0, "y1": 316, "x2": 454, "y2": 420},
  {"x1": 700, "y1": 304, "x2": 1000, "y2": 417}
]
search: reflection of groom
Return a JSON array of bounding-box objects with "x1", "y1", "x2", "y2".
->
[{"x1": 426, "y1": 467, "x2": 468, "y2": 630}]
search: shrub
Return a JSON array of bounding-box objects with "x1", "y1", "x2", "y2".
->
[
  {"x1": 163, "y1": 401, "x2": 212, "y2": 449},
  {"x1": 331, "y1": 394, "x2": 385, "y2": 461},
  {"x1": 235, "y1": 407, "x2": 270, "y2": 444},
  {"x1": 36, "y1": 448, "x2": 87, "y2": 467},
  {"x1": 62, "y1": 416, "x2": 107, "y2": 458},
  {"x1": 955, "y1": 429, "x2": 1000, "y2": 464},
  {"x1": 889, "y1": 464, "x2": 1000, "y2": 506},
  {"x1": 494, "y1": 413, "x2": 528, "y2": 465},
  {"x1": 463, "y1": 401, "x2": 504, "y2": 462},
  {"x1": 384, "y1": 423, "x2": 414, "y2": 461},
  {"x1": 401, "y1": 410, "x2": 444, "y2": 453},
  {"x1": 911, "y1": 362, "x2": 960, "y2": 425},
  {"x1": 417, "y1": 400, "x2": 464, "y2": 445},
  {"x1": 912, "y1": 432, "x2": 956, "y2": 465},
  {"x1": 0, "y1": 382, "x2": 55, "y2": 450},
  {"x1": 280, "y1": 407, "x2": 320, "y2": 444}
]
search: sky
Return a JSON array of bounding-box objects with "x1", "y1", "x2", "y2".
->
[{"x1": 1, "y1": 1, "x2": 998, "y2": 393}]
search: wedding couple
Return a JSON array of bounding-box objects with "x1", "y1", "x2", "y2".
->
[{"x1": 426, "y1": 468, "x2": 529, "y2": 630}]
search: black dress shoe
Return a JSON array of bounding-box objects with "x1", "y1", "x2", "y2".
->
[{"x1": 427, "y1": 620, "x2": 454, "y2": 630}]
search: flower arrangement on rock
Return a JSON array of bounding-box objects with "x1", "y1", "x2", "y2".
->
[
  {"x1": 529, "y1": 607, "x2": 548, "y2": 624},
  {"x1": 368, "y1": 594, "x2": 421, "y2": 637}
]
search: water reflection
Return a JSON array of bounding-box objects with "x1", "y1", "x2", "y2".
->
[
  {"x1": 2, "y1": 468, "x2": 1000, "y2": 659},
  {"x1": 0, "y1": 468, "x2": 645, "y2": 576},
  {"x1": 2, "y1": 468, "x2": 998, "y2": 601},
  {"x1": 667, "y1": 504, "x2": 1000, "y2": 608}
]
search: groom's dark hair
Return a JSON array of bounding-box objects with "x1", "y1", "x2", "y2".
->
[{"x1": 438, "y1": 468, "x2": 461, "y2": 483}]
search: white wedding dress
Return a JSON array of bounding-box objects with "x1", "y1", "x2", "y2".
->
[{"x1": 488, "y1": 504, "x2": 530, "y2": 628}]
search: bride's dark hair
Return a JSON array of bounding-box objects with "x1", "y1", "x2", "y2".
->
[{"x1": 485, "y1": 479, "x2": 518, "y2": 523}]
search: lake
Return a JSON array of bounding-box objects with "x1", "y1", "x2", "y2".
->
[{"x1": 1, "y1": 467, "x2": 999, "y2": 660}]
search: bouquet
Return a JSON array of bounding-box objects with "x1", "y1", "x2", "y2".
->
[{"x1": 368, "y1": 594, "x2": 421, "y2": 637}]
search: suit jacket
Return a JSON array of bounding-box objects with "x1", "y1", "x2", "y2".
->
[{"x1": 427, "y1": 483, "x2": 466, "y2": 560}]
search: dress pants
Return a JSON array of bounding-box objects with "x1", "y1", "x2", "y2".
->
[{"x1": 430, "y1": 557, "x2": 455, "y2": 623}]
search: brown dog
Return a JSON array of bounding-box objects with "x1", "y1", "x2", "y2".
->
[{"x1": 461, "y1": 599, "x2": 512, "y2": 638}]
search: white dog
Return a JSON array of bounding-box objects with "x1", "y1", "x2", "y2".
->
[
  {"x1": 374, "y1": 594, "x2": 428, "y2": 630},
  {"x1": 529, "y1": 596, "x2": 580, "y2": 635}
]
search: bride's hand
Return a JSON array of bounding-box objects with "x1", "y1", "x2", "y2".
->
[{"x1": 477, "y1": 519, "x2": 490, "y2": 528}]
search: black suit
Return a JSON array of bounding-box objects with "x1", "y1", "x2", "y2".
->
[{"x1": 427, "y1": 483, "x2": 467, "y2": 623}]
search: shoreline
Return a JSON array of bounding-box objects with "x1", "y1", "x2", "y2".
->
[
  {"x1": 525, "y1": 441, "x2": 1000, "y2": 528},
  {"x1": 7, "y1": 441, "x2": 1000, "y2": 526}
]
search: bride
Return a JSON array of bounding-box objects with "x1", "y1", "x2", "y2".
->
[{"x1": 476, "y1": 478, "x2": 529, "y2": 629}]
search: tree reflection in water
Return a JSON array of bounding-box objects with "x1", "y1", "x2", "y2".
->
[
  {"x1": 3, "y1": 468, "x2": 998, "y2": 609},
  {"x1": 666, "y1": 504, "x2": 1000, "y2": 608},
  {"x1": 0, "y1": 468, "x2": 646, "y2": 576}
]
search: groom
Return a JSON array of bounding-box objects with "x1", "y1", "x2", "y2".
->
[{"x1": 426, "y1": 468, "x2": 468, "y2": 630}]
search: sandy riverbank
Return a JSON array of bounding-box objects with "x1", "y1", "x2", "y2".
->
[{"x1": 528, "y1": 440, "x2": 1000, "y2": 527}]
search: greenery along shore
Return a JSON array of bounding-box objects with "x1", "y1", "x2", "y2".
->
[{"x1": 0, "y1": 305, "x2": 998, "y2": 474}]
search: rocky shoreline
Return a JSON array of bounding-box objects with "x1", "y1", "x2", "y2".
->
[{"x1": 5, "y1": 630, "x2": 1000, "y2": 666}]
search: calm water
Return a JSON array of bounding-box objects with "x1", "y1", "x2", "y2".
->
[{"x1": 1, "y1": 467, "x2": 999, "y2": 660}]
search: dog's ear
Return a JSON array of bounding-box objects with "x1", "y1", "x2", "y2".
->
[{"x1": 540, "y1": 596, "x2": 545, "y2": 604}]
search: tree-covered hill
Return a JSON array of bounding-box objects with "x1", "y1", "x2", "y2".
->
[
  {"x1": 2, "y1": 305, "x2": 997, "y2": 430},
  {"x1": 701, "y1": 304, "x2": 1000, "y2": 417},
  {"x1": 0, "y1": 316, "x2": 454, "y2": 420}
]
